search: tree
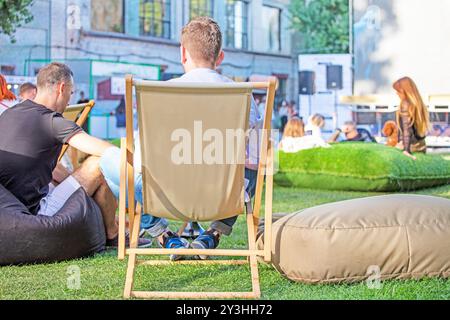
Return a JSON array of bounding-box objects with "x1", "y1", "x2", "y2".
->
[
  {"x1": 289, "y1": 0, "x2": 350, "y2": 54},
  {"x1": 0, "y1": 0, "x2": 34, "y2": 43}
]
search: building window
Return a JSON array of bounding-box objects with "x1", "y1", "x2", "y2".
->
[
  {"x1": 1, "y1": 65, "x2": 15, "y2": 76},
  {"x1": 91, "y1": 0, "x2": 124, "y2": 33},
  {"x1": 262, "y1": 5, "x2": 281, "y2": 52},
  {"x1": 190, "y1": 0, "x2": 214, "y2": 19},
  {"x1": 140, "y1": 0, "x2": 171, "y2": 39},
  {"x1": 225, "y1": 0, "x2": 248, "y2": 50}
]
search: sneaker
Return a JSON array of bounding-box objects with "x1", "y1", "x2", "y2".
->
[
  {"x1": 190, "y1": 229, "x2": 221, "y2": 260},
  {"x1": 139, "y1": 217, "x2": 169, "y2": 238},
  {"x1": 161, "y1": 230, "x2": 190, "y2": 261},
  {"x1": 106, "y1": 231, "x2": 152, "y2": 248}
]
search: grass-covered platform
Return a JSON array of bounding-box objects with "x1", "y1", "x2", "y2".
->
[
  {"x1": 0, "y1": 184, "x2": 449, "y2": 300},
  {"x1": 275, "y1": 143, "x2": 450, "y2": 192}
]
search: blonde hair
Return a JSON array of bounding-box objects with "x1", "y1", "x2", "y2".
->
[
  {"x1": 283, "y1": 118, "x2": 305, "y2": 138},
  {"x1": 181, "y1": 17, "x2": 222, "y2": 66},
  {"x1": 393, "y1": 77, "x2": 430, "y2": 137},
  {"x1": 310, "y1": 114, "x2": 325, "y2": 128}
]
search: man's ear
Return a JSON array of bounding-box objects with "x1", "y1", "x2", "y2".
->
[
  {"x1": 215, "y1": 50, "x2": 225, "y2": 67},
  {"x1": 180, "y1": 45, "x2": 188, "y2": 65},
  {"x1": 57, "y1": 82, "x2": 65, "y2": 95}
]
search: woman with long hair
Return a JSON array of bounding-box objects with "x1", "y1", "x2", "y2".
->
[
  {"x1": 393, "y1": 77, "x2": 430, "y2": 160},
  {"x1": 283, "y1": 116, "x2": 305, "y2": 138},
  {"x1": 0, "y1": 74, "x2": 17, "y2": 116}
]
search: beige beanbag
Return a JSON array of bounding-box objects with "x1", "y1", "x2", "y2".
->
[{"x1": 258, "y1": 195, "x2": 450, "y2": 283}]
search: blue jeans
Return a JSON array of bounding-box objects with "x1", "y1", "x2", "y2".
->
[
  {"x1": 100, "y1": 147, "x2": 258, "y2": 237},
  {"x1": 100, "y1": 147, "x2": 168, "y2": 237}
]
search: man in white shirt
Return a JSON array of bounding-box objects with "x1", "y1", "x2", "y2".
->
[{"x1": 100, "y1": 17, "x2": 262, "y2": 260}]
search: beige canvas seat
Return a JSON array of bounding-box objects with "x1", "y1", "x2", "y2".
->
[
  {"x1": 58, "y1": 100, "x2": 95, "y2": 168},
  {"x1": 118, "y1": 75, "x2": 277, "y2": 299}
]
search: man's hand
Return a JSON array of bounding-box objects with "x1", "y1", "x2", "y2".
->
[
  {"x1": 403, "y1": 150, "x2": 417, "y2": 161},
  {"x1": 328, "y1": 129, "x2": 341, "y2": 143},
  {"x1": 68, "y1": 131, "x2": 114, "y2": 157}
]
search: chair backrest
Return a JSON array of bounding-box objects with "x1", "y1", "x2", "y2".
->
[
  {"x1": 63, "y1": 100, "x2": 95, "y2": 125},
  {"x1": 58, "y1": 100, "x2": 95, "y2": 163},
  {"x1": 132, "y1": 80, "x2": 260, "y2": 222},
  {"x1": 63, "y1": 105, "x2": 85, "y2": 122}
]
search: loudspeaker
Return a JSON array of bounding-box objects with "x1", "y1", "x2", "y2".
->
[
  {"x1": 299, "y1": 71, "x2": 315, "y2": 95},
  {"x1": 326, "y1": 65, "x2": 343, "y2": 90}
]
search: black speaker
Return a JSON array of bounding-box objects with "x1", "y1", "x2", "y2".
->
[
  {"x1": 299, "y1": 71, "x2": 315, "y2": 95},
  {"x1": 326, "y1": 65, "x2": 343, "y2": 90}
]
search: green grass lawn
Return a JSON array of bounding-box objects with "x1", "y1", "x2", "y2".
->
[{"x1": 0, "y1": 185, "x2": 449, "y2": 300}]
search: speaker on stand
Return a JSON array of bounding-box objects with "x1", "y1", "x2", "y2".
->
[
  {"x1": 299, "y1": 70, "x2": 316, "y2": 117},
  {"x1": 326, "y1": 65, "x2": 343, "y2": 129}
]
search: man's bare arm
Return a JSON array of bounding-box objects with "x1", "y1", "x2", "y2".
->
[{"x1": 68, "y1": 131, "x2": 114, "y2": 157}]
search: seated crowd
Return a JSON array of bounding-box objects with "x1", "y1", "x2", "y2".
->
[{"x1": 279, "y1": 76, "x2": 432, "y2": 162}]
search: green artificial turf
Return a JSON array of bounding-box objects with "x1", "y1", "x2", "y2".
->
[
  {"x1": 0, "y1": 184, "x2": 449, "y2": 300},
  {"x1": 275, "y1": 143, "x2": 450, "y2": 192}
]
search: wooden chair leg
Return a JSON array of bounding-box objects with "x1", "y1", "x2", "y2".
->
[
  {"x1": 130, "y1": 203, "x2": 142, "y2": 248},
  {"x1": 247, "y1": 213, "x2": 261, "y2": 298},
  {"x1": 118, "y1": 207, "x2": 126, "y2": 260},
  {"x1": 124, "y1": 253, "x2": 137, "y2": 298},
  {"x1": 264, "y1": 141, "x2": 274, "y2": 262}
]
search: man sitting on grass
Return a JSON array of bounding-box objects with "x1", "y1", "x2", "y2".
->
[
  {"x1": 100, "y1": 17, "x2": 261, "y2": 260},
  {"x1": 331, "y1": 121, "x2": 377, "y2": 143},
  {"x1": 0, "y1": 62, "x2": 150, "y2": 248}
]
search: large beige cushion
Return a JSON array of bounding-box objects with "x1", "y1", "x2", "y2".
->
[{"x1": 258, "y1": 195, "x2": 450, "y2": 283}]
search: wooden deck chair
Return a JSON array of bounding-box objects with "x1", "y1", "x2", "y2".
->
[
  {"x1": 58, "y1": 100, "x2": 95, "y2": 168},
  {"x1": 119, "y1": 75, "x2": 276, "y2": 299}
]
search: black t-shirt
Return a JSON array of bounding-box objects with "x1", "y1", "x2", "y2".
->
[{"x1": 0, "y1": 100, "x2": 82, "y2": 215}]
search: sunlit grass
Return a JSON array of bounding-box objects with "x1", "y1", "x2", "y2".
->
[{"x1": 0, "y1": 185, "x2": 449, "y2": 300}]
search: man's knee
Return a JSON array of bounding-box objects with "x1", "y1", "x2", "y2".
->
[
  {"x1": 82, "y1": 156, "x2": 102, "y2": 170},
  {"x1": 72, "y1": 156, "x2": 103, "y2": 195}
]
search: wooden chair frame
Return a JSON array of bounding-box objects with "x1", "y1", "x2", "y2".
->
[
  {"x1": 119, "y1": 75, "x2": 277, "y2": 299},
  {"x1": 58, "y1": 100, "x2": 95, "y2": 168}
]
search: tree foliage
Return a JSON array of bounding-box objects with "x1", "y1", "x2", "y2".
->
[
  {"x1": 289, "y1": 0, "x2": 350, "y2": 54},
  {"x1": 0, "y1": 0, "x2": 34, "y2": 43}
]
